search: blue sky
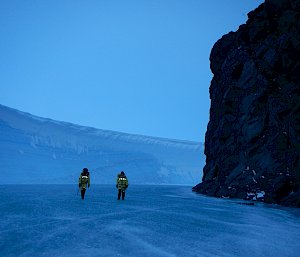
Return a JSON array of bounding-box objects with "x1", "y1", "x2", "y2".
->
[{"x1": 0, "y1": 0, "x2": 263, "y2": 142}]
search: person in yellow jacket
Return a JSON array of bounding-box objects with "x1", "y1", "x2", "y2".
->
[
  {"x1": 78, "y1": 168, "x2": 90, "y2": 200},
  {"x1": 116, "y1": 171, "x2": 128, "y2": 200}
]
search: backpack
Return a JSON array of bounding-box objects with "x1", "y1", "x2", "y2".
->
[{"x1": 80, "y1": 173, "x2": 89, "y2": 184}]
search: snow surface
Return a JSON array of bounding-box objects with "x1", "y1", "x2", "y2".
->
[
  {"x1": 1, "y1": 185, "x2": 300, "y2": 257},
  {"x1": 0, "y1": 104, "x2": 204, "y2": 185}
]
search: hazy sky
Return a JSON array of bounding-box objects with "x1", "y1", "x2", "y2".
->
[{"x1": 0, "y1": 0, "x2": 263, "y2": 142}]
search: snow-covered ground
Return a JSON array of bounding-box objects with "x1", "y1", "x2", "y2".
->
[
  {"x1": 1, "y1": 185, "x2": 300, "y2": 257},
  {"x1": 0, "y1": 104, "x2": 204, "y2": 185}
]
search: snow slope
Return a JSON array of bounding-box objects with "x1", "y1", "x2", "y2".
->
[{"x1": 0, "y1": 104, "x2": 204, "y2": 184}]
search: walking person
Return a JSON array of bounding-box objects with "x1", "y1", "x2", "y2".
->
[
  {"x1": 116, "y1": 171, "x2": 128, "y2": 200},
  {"x1": 78, "y1": 168, "x2": 90, "y2": 200}
]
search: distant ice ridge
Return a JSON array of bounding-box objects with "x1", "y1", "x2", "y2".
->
[{"x1": 0, "y1": 104, "x2": 204, "y2": 185}]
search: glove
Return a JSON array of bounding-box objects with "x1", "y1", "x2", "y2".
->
[
  {"x1": 88, "y1": 185, "x2": 90, "y2": 188},
  {"x1": 79, "y1": 184, "x2": 81, "y2": 188},
  {"x1": 116, "y1": 185, "x2": 118, "y2": 188},
  {"x1": 125, "y1": 185, "x2": 128, "y2": 189}
]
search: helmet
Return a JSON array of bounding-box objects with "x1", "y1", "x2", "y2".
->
[
  {"x1": 83, "y1": 168, "x2": 88, "y2": 172},
  {"x1": 120, "y1": 171, "x2": 125, "y2": 175}
]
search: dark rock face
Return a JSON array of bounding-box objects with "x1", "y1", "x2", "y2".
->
[{"x1": 193, "y1": 0, "x2": 300, "y2": 207}]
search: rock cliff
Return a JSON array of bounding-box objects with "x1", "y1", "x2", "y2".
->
[{"x1": 193, "y1": 0, "x2": 300, "y2": 207}]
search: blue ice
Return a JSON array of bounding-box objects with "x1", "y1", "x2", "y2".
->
[{"x1": 0, "y1": 185, "x2": 300, "y2": 257}]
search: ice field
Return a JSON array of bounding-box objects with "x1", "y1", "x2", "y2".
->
[{"x1": 1, "y1": 185, "x2": 300, "y2": 257}]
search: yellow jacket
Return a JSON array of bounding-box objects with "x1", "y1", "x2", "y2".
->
[
  {"x1": 116, "y1": 174, "x2": 128, "y2": 190},
  {"x1": 79, "y1": 173, "x2": 90, "y2": 189}
]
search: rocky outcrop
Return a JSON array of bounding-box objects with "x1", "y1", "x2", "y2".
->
[{"x1": 193, "y1": 0, "x2": 300, "y2": 207}]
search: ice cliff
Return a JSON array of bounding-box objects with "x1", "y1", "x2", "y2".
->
[{"x1": 0, "y1": 104, "x2": 204, "y2": 185}]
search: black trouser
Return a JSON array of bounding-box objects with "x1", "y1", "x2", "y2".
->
[
  {"x1": 81, "y1": 188, "x2": 86, "y2": 199},
  {"x1": 118, "y1": 189, "x2": 125, "y2": 200}
]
